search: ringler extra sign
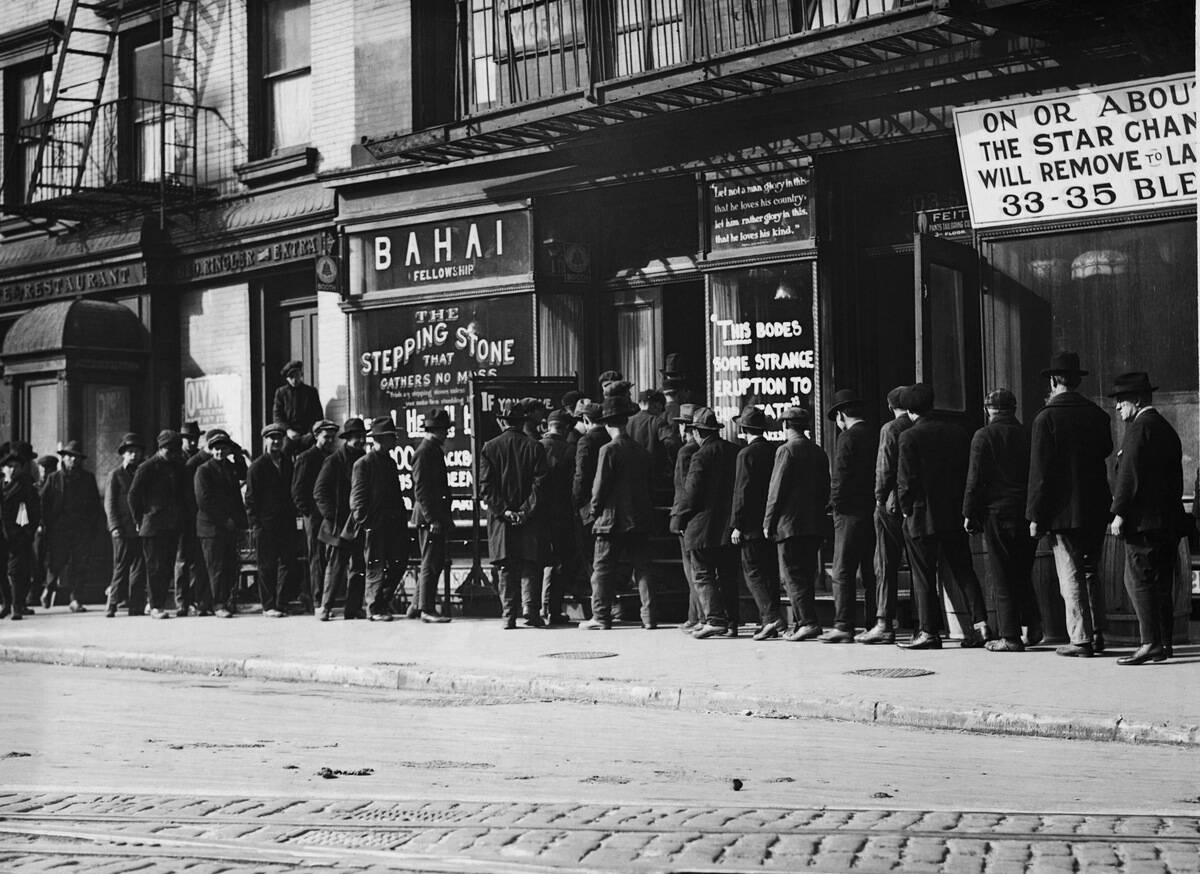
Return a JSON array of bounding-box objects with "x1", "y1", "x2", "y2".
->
[{"x1": 954, "y1": 74, "x2": 1195, "y2": 228}]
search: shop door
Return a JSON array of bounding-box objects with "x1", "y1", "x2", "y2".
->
[
  {"x1": 611, "y1": 290, "x2": 662, "y2": 396},
  {"x1": 288, "y1": 307, "x2": 319, "y2": 380},
  {"x1": 914, "y1": 233, "x2": 983, "y2": 428}
]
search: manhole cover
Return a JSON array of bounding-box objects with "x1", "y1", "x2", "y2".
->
[
  {"x1": 847, "y1": 667, "x2": 935, "y2": 679},
  {"x1": 542, "y1": 651, "x2": 618, "y2": 660}
]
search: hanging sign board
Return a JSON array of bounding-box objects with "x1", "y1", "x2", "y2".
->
[
  {"x1": 915, "y1": 205, "x2": 972, "y2": 239},
  {"x1": 954, "y1": 73, "x2": 1196, "y2": 228},
  {"x1": 706, "y1": 169, "x2": 813, "y2": 253}
]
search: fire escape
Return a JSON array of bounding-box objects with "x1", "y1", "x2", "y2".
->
[{"x1": 2, "y1": 0, "x2": 213, "y2": 229}]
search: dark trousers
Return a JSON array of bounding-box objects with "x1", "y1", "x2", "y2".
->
[
  {"x1": 30, "y1": 528, "x2": 45, "y2": 606},
  {"x1": 46, "y1": 524, "x2": 89, "y2": 602},
  {"x1": 679, "y1": 535, "x2": 701, "y2": 625},
  {"x1": 496, "y1": 560, "x2": 539, "y2": 621},
  {"x1": 6, "y1": 535, "x2": 30, "y2": 614},
  {"x1": 201, "y1": 533, "x2": 240, "y2": 612},
  {"x1": 779, "y1": 535, "x2": 821, "y2": 628},
  {"x1": 904, "y1": 528, "x2": 987, "y2": 635},
  {"x1": 741, "y1": 537, "x2": 781, "y2": 625},
  {"x1": 322, "y1": 540, "x2": 365, "y2": 615},
  {"x1": 141, "y1": 532, "x2": 178, "y2": 611},
  {"x1": 175, "y1": 530, "x2": 209, "y2": 611},
  {"x1": 982, "y1": 515, "x2": 1038, "y2": 640},
  {"x1": 873, "y1": 505, "x2": 906, "y2": 622},
  {"x1": 363, "y1": 529, "x2": 405, "y2": 615},
  {"x1": 591, "y1": 533, "x2": 655, "y2": 625},
  {"x1": 108, "y1": 534, "x2": 147, "y2": 613},
  {"x1": 541, "y1": 522, "x2": 577, "y2": 619},
  {"x1": 302, "y1": 515, "x2": 325, "y2": 606},
  {"x1": 831, "y1": 511, "x2": 876, "y2": 631},
  {"x1": 1123, "y1": 529, "x2": 1177, "y2": 647},
  {"x1": 689, "y1": 545, "x2": 739, "y2": 628},
  {"x1": 255, "y1": 525, "x2": 295, "y2": 612},
  {"x1": 416, "y1": 527, "x2": 446, "y2": 614}
]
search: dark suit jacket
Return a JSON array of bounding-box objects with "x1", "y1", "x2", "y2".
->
[
  {"x1": 898, "y1": 415, "x2": 971, "y2": 537},
  {"x1": 963, "y1": 412, "x2": 1030, "y2": 523},
  {"x1": 314, "y1": 443, "x2": 364, "y2": 546},
  {"x1": 182, "y1": 450, "x2": 210, "y2": 521},
  {"x1": 874, "y1": 414, "x2": 912, "y2": 511},
  {"x1": 347, "y1": 450, "x2": 410, "y2": 560},
  {"x1": 105, "y1": 463, "x2": 139, "y2": 536},
  {"x1": 1, "y1": 471, "x2": 40, "y2": 544},
  {"x1": 831, "y1": 420, "x2": 878, "y2": 516},
  {"x1": 129, "y1": 454, "x2": 185, "y2": 536},
  {"x1": 272, "y1": 382, "x2": 323, "y2": 434},
  {"x1": 590, "y1": 433, "x2": 653, "y2": 535},
  {"x1": 245, "y1": 453, "x2": 296, "y2": 532},
  {"x1": 194, "y1": 458, "x2": 248, "y2": 538},
  {"x1": 668, "y1": 440, "x2": 699, "y2": 535},
  {"x1": 412, "y1": 437, "x2": 453, "y2": 529},
  {"x1": 291, "y1": 444, "x2": 331, "y2": 518},
  {"x1": 680, "y1": 434, "x2": 739, "y2": 550},
  {"x1": 731, "y1": 437, "x2": 775, "y2": 537},
  {"x1": 479, "y1": 427, "x2": 547, "y2": 562},
  {"x1": 1026, "y1": 391, "x2": 1113, "y2": 531},
  {"x1": 539, "y1": 432, "x2": 575, "y2": 532},
  {"x1": 1111, "y1": 407, "x2": 1184, "y2": 535},
  {"x1": 42, "y1": 467, "x2": 102, "y2": 533},
  {"x1": 763, "y1": 434, "x2": 830, "y2": 541},
  {"x1": 572, "y1": 426, "x2": 610, "y2": 524}
]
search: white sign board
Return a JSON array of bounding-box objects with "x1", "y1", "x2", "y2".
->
[
  {"x1": 183, "y1": 374, "x2": 244, "y2": 443},
  {"x1": 954, "y1": 74, "x2": 1196, "y2": 228}
]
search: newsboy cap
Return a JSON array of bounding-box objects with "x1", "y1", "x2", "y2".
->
[
  {"x1": 156, "y1": 429, "x2": 182, "y2": 448},
  {"x1": 900, "y1": 383, "x2": 934, "y2": 414},
  {"x1": 886, "y1": 385, "x2": 908, "y2": 410},
  {"x1": 311, "y1": 419, "x2": 338, "y2": 435},
  {"x1": 261, "y1": 422, "x2": 288, "y2": 439},
  {"x1": 984, "y1": 388, "x2": 1017, "y2": 409},
  {"x1": 206, "y1": 430, "x2": 235, "y2": 450},
  {"x1": 281, "y1": 359, "x2": 304, "y2": 378}
]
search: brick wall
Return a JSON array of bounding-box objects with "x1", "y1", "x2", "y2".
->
[
  {"x1": 180, "y1": 283, "x2": 253, "y2": 448},
  {"x1": 353, "y1": 0, "x2": 412, "y2": 141},
  {"x1": 317, "y1": 290, "x2": 348, "y2": 424}
]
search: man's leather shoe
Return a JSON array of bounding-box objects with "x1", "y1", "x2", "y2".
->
[
  {"x1": 175, "y1": 605, "x2": 190, "y2": 617},
  {"x1": 752, "y1": 620, "x2": 786, "y2": 641},
  {"x1": 1055, "y1": 642, "x2": 1093, "y2": 658},
  {"x1": 1117, "y1": 644, "x2": 1163, "y2": 666},
  {"x1": 1024, "y1": 622, "x2": 1044, "y2": 647},
  {"x1": 898, "y1": 631, "x2": 942, "y2": 650},
  {"x1": 857, "y1": 623, "x2": 895, "y2": 645},
  {"x1": 985, "y1": 638, "x2": 1025, "y2": 652},
  {"x1": 421, "y1": 611, "x2": 450, "y2": 624},
  {"x1": 368, "y1": 612, "x2": 393, "y2": 622},
  {"x1": 69, "y1": 600, "x2": 87, "y2": 613},
  {"x1": 343, "y1": 611, "x2": 365, "y2": 620},
  {"x1": 317, "y1": 610, "x2": 331, "y2": 622},
  {"x1": 580, "y1": 618, "x2": 611, "y2": 630},
  {"x1": 959, "y1": 634, "x2": 986, "y2": 649},
  {"x1": 105, "y1": 605, "x2": 117, "y2": 618},
  {"x1": 691, "y1": 622, "x2": 727, "y2": 639},
  {"x1": 405, "y1": 605, "x2": 421, "y2": 619},
  {"x1": 819, "y1": 628, "x2": 855, "y2": 644},
  {"x1": 1154, "y1": 645, "x2": 1172, "y2": 661},
  {"x1": 10, "y1": 611, "x2": 22, "y2": 621},
  {"x1": 149, "y1": 608, "x2": 171, "y2": 619},
  {"x1": 680, "y1": 622, "x2": 698, "y2": 634},
  {"x1": 264, "y1": 609, "x2": 287, "y2": 618},
  {"x1": 523, "y1": 615, "x2": 547, "y2": 628},
  {"x1": 783, "y1": 624, "x2": 822, "y2": 642},
  {"x1": 1092, "y1": 631, "x2": 1106, "y2": 654},
  {"x1": 547, "y1": 614, "x2": 574, "y2": 626},
  {"x1": 0, "y1": 604, "x2": 10, "y2": 620},
  {"x1": 504, "y1": 617, "x2": 518, "y2": 629}
]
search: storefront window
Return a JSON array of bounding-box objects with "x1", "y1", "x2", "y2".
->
[
  {"x1": 538, "y1": 292, "x2": 583, "y2": 378},
  {"x1": 926, "y1": 262, "x2": 967, "y2": 412}
]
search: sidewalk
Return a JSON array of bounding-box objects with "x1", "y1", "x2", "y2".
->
[{"x1": 2, "y1": 608, "x2": 1197, "y2": 746}]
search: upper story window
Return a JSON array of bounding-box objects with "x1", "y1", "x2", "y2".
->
[
  {"x1": 260, "y1": 0, "x2": 311, "y2": 154},
  {"x1": 2, "y1": 61, "x2": 49, "y2": 205}
]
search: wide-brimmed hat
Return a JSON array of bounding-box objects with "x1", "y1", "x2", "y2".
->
[
  {"x1": 778, "y1": 405, "x2": 811, "y2": 425},
  {"x1": 547, "y1": 408, "x2": 574, "y2": 426},
  {"x1": 661, "y1": 353, "x2": 689, "y2": 379},
  {"x1": 369, "y1": 416, "x2": 398, "y2": 438},
  {"x1": 0, "y1": 452, "x2": 23, "y2": 467},
  {"x1": 573, "y1": 400, "x2": 601, "y2": 420},
  {"x1": 497, "y1": 399, "x2": 527, "y2": 422},
  {"x1": 339, "y1": 417, "x2": 367, "y2": 438},
  {"x1": 156, "y1": 429, "x2": 182, "y2": 448},
  {"x1": 311, "y1": 418, "x2": 338, "y2": 435},
  {"x1": 261, "y1": 422, "x2": 287, "y2": 439},
  {"x1": 826, "y1": 389, "x2": 863, "y2": 421},
  {"x1": 116, "y1": 433, "x2": 145, "y2": 454},
  {"x1": 672, "y1": 403, "x2": 697, "y2": 425},
  {"x1": 180, "y1": 421, "x2": 201, "y2": 440},
  {"x1": 984, "y1": 388, "x2": 1017, "y2": 409},
  {"x1": 281, "y1": 359, "x2": 304, "y2": 378},
  {"x1": 598, "y1": 396, "x2": 638, "y2": 422},
  {"x1": 58, "y1": 440, "x2": 87, "y2": 459},
  {"x1": 734, "y1": 406, "x2": 774, "y2": 431},
  {"x1": 1106, "y1": 371, "x2": 1158, "y2": 397},
  {"x1": 1040, "y1": 351, "x2": 1088, "y2": 378},
  {"x1": 900, "y1": 383, "x2": 934, "y2": 414},
  {"x1": 690, "y1": 407, "x2": 721, "y2": 431},
  {"x1": 423, "y1": 408, "x2": 452, "y2": 430},
  {"x1": 10, "y1": 441, "x2": 34, "y2": 463}
]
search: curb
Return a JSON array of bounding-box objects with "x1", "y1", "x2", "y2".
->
[{"x1": 3, "y1": 644, "x2": 1196, "y2": 748}]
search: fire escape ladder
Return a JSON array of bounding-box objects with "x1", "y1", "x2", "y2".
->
[{"x1": 160, "y1": 0, "x2": 199, "y2": 222}]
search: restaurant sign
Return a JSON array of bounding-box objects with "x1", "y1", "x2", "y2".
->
[
  {"x1": 0, "y1": 261, "x2": 145, "y2": 306},
  {"x1": 955, "y1": 73, "x2": 1196, "y2": 228}
]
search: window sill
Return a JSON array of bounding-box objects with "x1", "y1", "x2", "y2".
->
[{"x1": 235, "y1": 147, "x2": 318, "y2": 187}]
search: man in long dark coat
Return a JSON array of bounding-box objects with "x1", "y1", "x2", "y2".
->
[
  {"x1": 41, "y1": 440, "x2": 103, "y2": 611},
  {"x1": 194, "y1": 431, "x2": 248, "y2": 618},
  {"x1": 104, "y1": 433, "x2": 146, "y2": 617},
  {"x1": 539, "y1": 408, "x2": 578, "y2": 625},
  {"x1": 292, "y1": 419, "x2": 338, "y2": 612},
  {"x1": 245, "y1": 422, "x2": 297, "y2": 618},
  {"x1": 315, "y1": 418, "x2": 368, "y2": 620},
  {"x1": 1108, "y1": 372, "x2": 1185, "y2": 665},
  {"x1": 669, "y1": 404, "x2": 701, "y2": 632},
  {"x1": 175, "y1": 422, "x2": 207, "y2": 616},
  {"x1": 0, "y1": 450, "x2": 40, "y2": 620},
  {"x1": 129, "y1": 430, "x2": 186, "y2": 619},
  {"x1": 347, "y1": 417, "x2": 410, "y2": 621},
  {"x1": 410, "y1": 408, "x2": 453, "y2": 622},
  {"x1": 861, "y1": 386, "x2": 910, "y2": 644},
  {"x1": 730, "y1": 406, "x2": 781, "y2": 640},
  {"x1": 1027, "y1": 351, "x2": 1112, "y2": 658},
  {"x1": 479, "y1": 400, "x2": 548, "y2": 629},
  {"x1": 571, "y1": 399, "x2": 609, "y2": 597}
]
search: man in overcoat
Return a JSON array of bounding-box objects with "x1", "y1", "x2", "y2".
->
[
  {"x1": 669, "y1": 404, "x2": 701, "y2": 631},
  {"x1": 896, "y1": 384, "x2": 989, "y2": 649},
  {"x1": 175, "y1": 421, "x2": 207, "y2": 616},
  {"x1": 410, "y1": 408, "x2": 453, "y2": 622},
  {"x1": 104, "y1": 433, "x2": 146, "y2": 617},
  {"x1": 572, "y1": 399, "x2": 610, "y2": 591},
  {"x1": 539, "y1": 408, "x2": 578, "y2": 625},
  {"x1": 730, "y1": 406, "x2": 781, "y2": 640},
  {"x1": 0, "y1": 450, "x2": 40, "y2": 620},
  {"x1": 1026, "y1": 351, "x2": 1112, "y2": 657},
  {"x1": 272, "y1": 360, "x2": 324, "y2": 452},
  {"x1": 1107, "y1": 372, "x2": 1185, "y2": 665},
  {"x1": 292, "y1": 419, "x2": 338, "y2": 612},
  {"x1": 824, "y1": 389, "x2": 878, "y2": 643},
  {"x1": 861, "y1": 386, "x2": 910, "y2": 644},
  {"x1": 194, "y1": 431, "x2": 248, "y2": 618},
  {"x1": 129, "y1": 430, "x2": 186, "y2": 619},
  {"x1": 245, "y1": 422, "x2": 297, "y2": 617},
  {"x1": 347, "y1": 417, "x2": 410, "y2": 621},
  {"x1": 40, "y1": 440, "x2": 103, "y2": 611},
  {"x1": 315, "y1": 418, "x2": 368, "y2": 620},
  {"x1": 479, "y1": 400, "x2": 548, "y2": 628}
]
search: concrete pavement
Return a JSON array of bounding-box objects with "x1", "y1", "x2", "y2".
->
[{"x1": 2, "y1": 606, "x2": 1197, "y2": 746}]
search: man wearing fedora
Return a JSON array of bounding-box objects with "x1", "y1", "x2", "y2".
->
[
  {"x1": 669, "y1": 403, "x2": 702, "y2": 631},
  {"x1": 862, "y1": 386, "x2": 911, "y2": 644},
  {"x1": 129, "y1": 430, "x2": 187, "y2": 619},
  {"x1": 273, "y1": 360, "x2": 324, "y2": 453},
  {"x1": 292, "y1": 419, "x2": 339, "y2": 613},
  {"x1": 174, "y1": 421, "x2": 207, "y2": 617},
  {"x1": 194, "y1": 431, "x2": 248, "y2": 618},
  {"x1": 245, "y1": 422, "x2": 298, "y2": 618},
  {"x1": 104, "y1": 433, "x2": 147, "y2": 617},
  {"x1": 347, "y1": 417, "x2": 410, "y2": 622},
  {"x1": 315, "y1": 418, "x2": 368, "y2": 620},
  {"x1": 41, "y1": 439, "x2": 104, "y2": 612},
  {"x1": 824, "y1": 389, "x2": 879, "y2": 643},
  {"x1": 1108, "y1": 372, "x2": 1185, "y2": 665},
  {"x1": 731, "y1": 406, "x2": 782, "y2": 640},
  {"x1": 964, "y1": 389, "x2": 1040, "y2": 652},
  {"x1": 896, "y1": 384, "x2": 990, "y2": 649},
  {"x1": 479, "y1": 400, "x2": 548, "y2": 628},
  {"x1": 572, "y1": 398, "x2": 611, "y2": 596},
  {"x1": 764, "y1": 406, "x2": 829, "y2": 641},
  {"x1": 679, "y1": 407, "x2": 741, "y2": 639},
  {"x1": 411, "y1": 408, "x2": 454, "y2": 623},
  {"x1": 180, "y1": 422, "x2": 202, "y2": 459},
  {"x1": 1027, "y1": 351, "x2": 1112, "y2": 658},
  {"x1": 582, "y1": 392, "x2": 657, "y2": 630},
  {"x1": 539, "y1": 407, "x2": 579, "y2": 625},
  {"x1": 0, "y1": 449, "x2": 40, "y2": 620}
]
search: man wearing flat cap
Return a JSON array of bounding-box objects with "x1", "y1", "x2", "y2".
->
[
  {"x1": 539, "y1": 407, "x2": 578, "y2": 625},
  {"x1": 1108, "y1": 372, "x2": 1185, "y2": 665},
  {"x1": 272, "y1": 360, "x2": 324, "y2": 452},
  {"x1": 731, "y1": 406, "x2": 782, "y2": 640},
  {"x1": 862, "y1": 386, "x2": 911, "y2": 644},
  {"x1": 896, "y1": 384, "x2": 989, "y2": 649},
  {"x1": 104, "y1": 433, "x2": 147, "y2": 617},
  {"x1": 41, "y1": 439, "x2": 104, "y2": 612},
  {"x1": 479, "y1": 400, "x2": 548, "y2": 628},
  {"x1": 245, "y1": 423, "x2": 298, "y2": 617},
  {"x1": 824, "y1": 389, "x2": 879, "y2": 643},
  {"x1": 1027, "y1": 351, "x2": 1112, "y2": 658},
  {"x1": 669, "y1": 404, "x2": 702, "y2": 631},
  {"x1": 194, "y1": 431, "x2": 248, "y2": 618},
  {"x1": 129, "y1": 430, "x2": 187, "y2": 619},
  {"x1": 314, "y1": 418, "x2": 368, "y2": 620},
  {"x1": 347, "y1": 417, "x2": 410, "y2": 621},
  {"x1": 410, "y1": 408, "x2": 454, "y2": 622},
  {"x1": 0, "y1": 450, "x2": 40, "y2": 620},
  {"x1": 292, "y1": 419, "x2": 339, "y2": 613},
  {"x1": 964, "y1": 389, "x2": 1040, "y2": 652}
]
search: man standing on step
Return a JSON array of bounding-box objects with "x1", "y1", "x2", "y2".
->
[
  {"x1": 104, "y1": 433, "x2": 147, "y2": 617},
  {"x1": 410, "y1": 408, "x2": 453, "y2": 623},
  {"x1": 41, "y1": 440, "x2": 104, "y2": 612},
  {"x1": 245, "y1": 423, "x2": 298, "y2": 618},
  {"x1": 129, "y1": 430, "x2": 186, "y2": 620}
]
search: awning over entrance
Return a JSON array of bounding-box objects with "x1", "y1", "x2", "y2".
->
[{"x1": 1, "y1": 299, "x2": 147, "y2": 370}]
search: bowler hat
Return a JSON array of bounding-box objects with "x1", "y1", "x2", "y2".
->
[
  {"x1": 672, "y1": 403, "x2": 697, "y2": 425},
  {"x1": 156, "y1": 429, "x2": 182, "y2": 448},
  {"x1": 180, "y1": 421, "x2": 201, "y2": 440},
  {"x1": 311, "y1": 419, "x2": 338, "y2": 435},
  {"x1": 338, "y1": 417, "x2": 367, "y2": 438},
  {"x1": 734, "y1": 405, "x2": 773, "y2": 431},
  {"x1": 573, "y1": 400, "x2": 601, "y2": 420},
  {"x1": 1040, "y1": 351, "x2": 1088, "y2": 378},
  {"x1": 423, "y1": 408, "x2": 452, "y2": 430},
  {"x1": 900, "y1": 383, "x2": 934, "y2": 414},
  {"x1": 36, "y1": 455, "x2": 59, "y2": 471},
  {"x1": 598, "y1": 396, "x2": 638, "y2": 422},
  {"x1": 116, "y1": 433, "x2": 145, "y2": 454},
  {"x1": 886, "y1": 385, "x2": 908, "y2": 410},
  {"x1": 58, "y1": 440, "x2": 87, "y2": 459},
  {"x1": 826, "y1": 388, "x2": 863, "y2": 421},
  {"x1": 11, "y1": 441, "x2": 34, "y2": 463},
  {"x1": 984, "y1": 388, "x2": 1017, "y2": 409},
  {"x1": 281, "y1": 359, "x2": 304, "y2": 378},
  {"x1": 778, "y1": 405, "x2": 811, "y2": 425},
  {"x1": 1106, "y1": 371, "x2": 1158, "y2": 397},
  {"x1": 690, "y1": 407, "x2": 721, "y2": 431},
  {"x1": 497, "y1": 399, "x2": 527, "y2": 422},
  {"x1": 369, "y1": 416, "x2": 398, "y2": 438},
  {"x1": 261, "y1": 422, "x2": 287, "y2": 439},
  {"x1": 661, "y1": 353, "x2": 689, "y2": 378}
]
